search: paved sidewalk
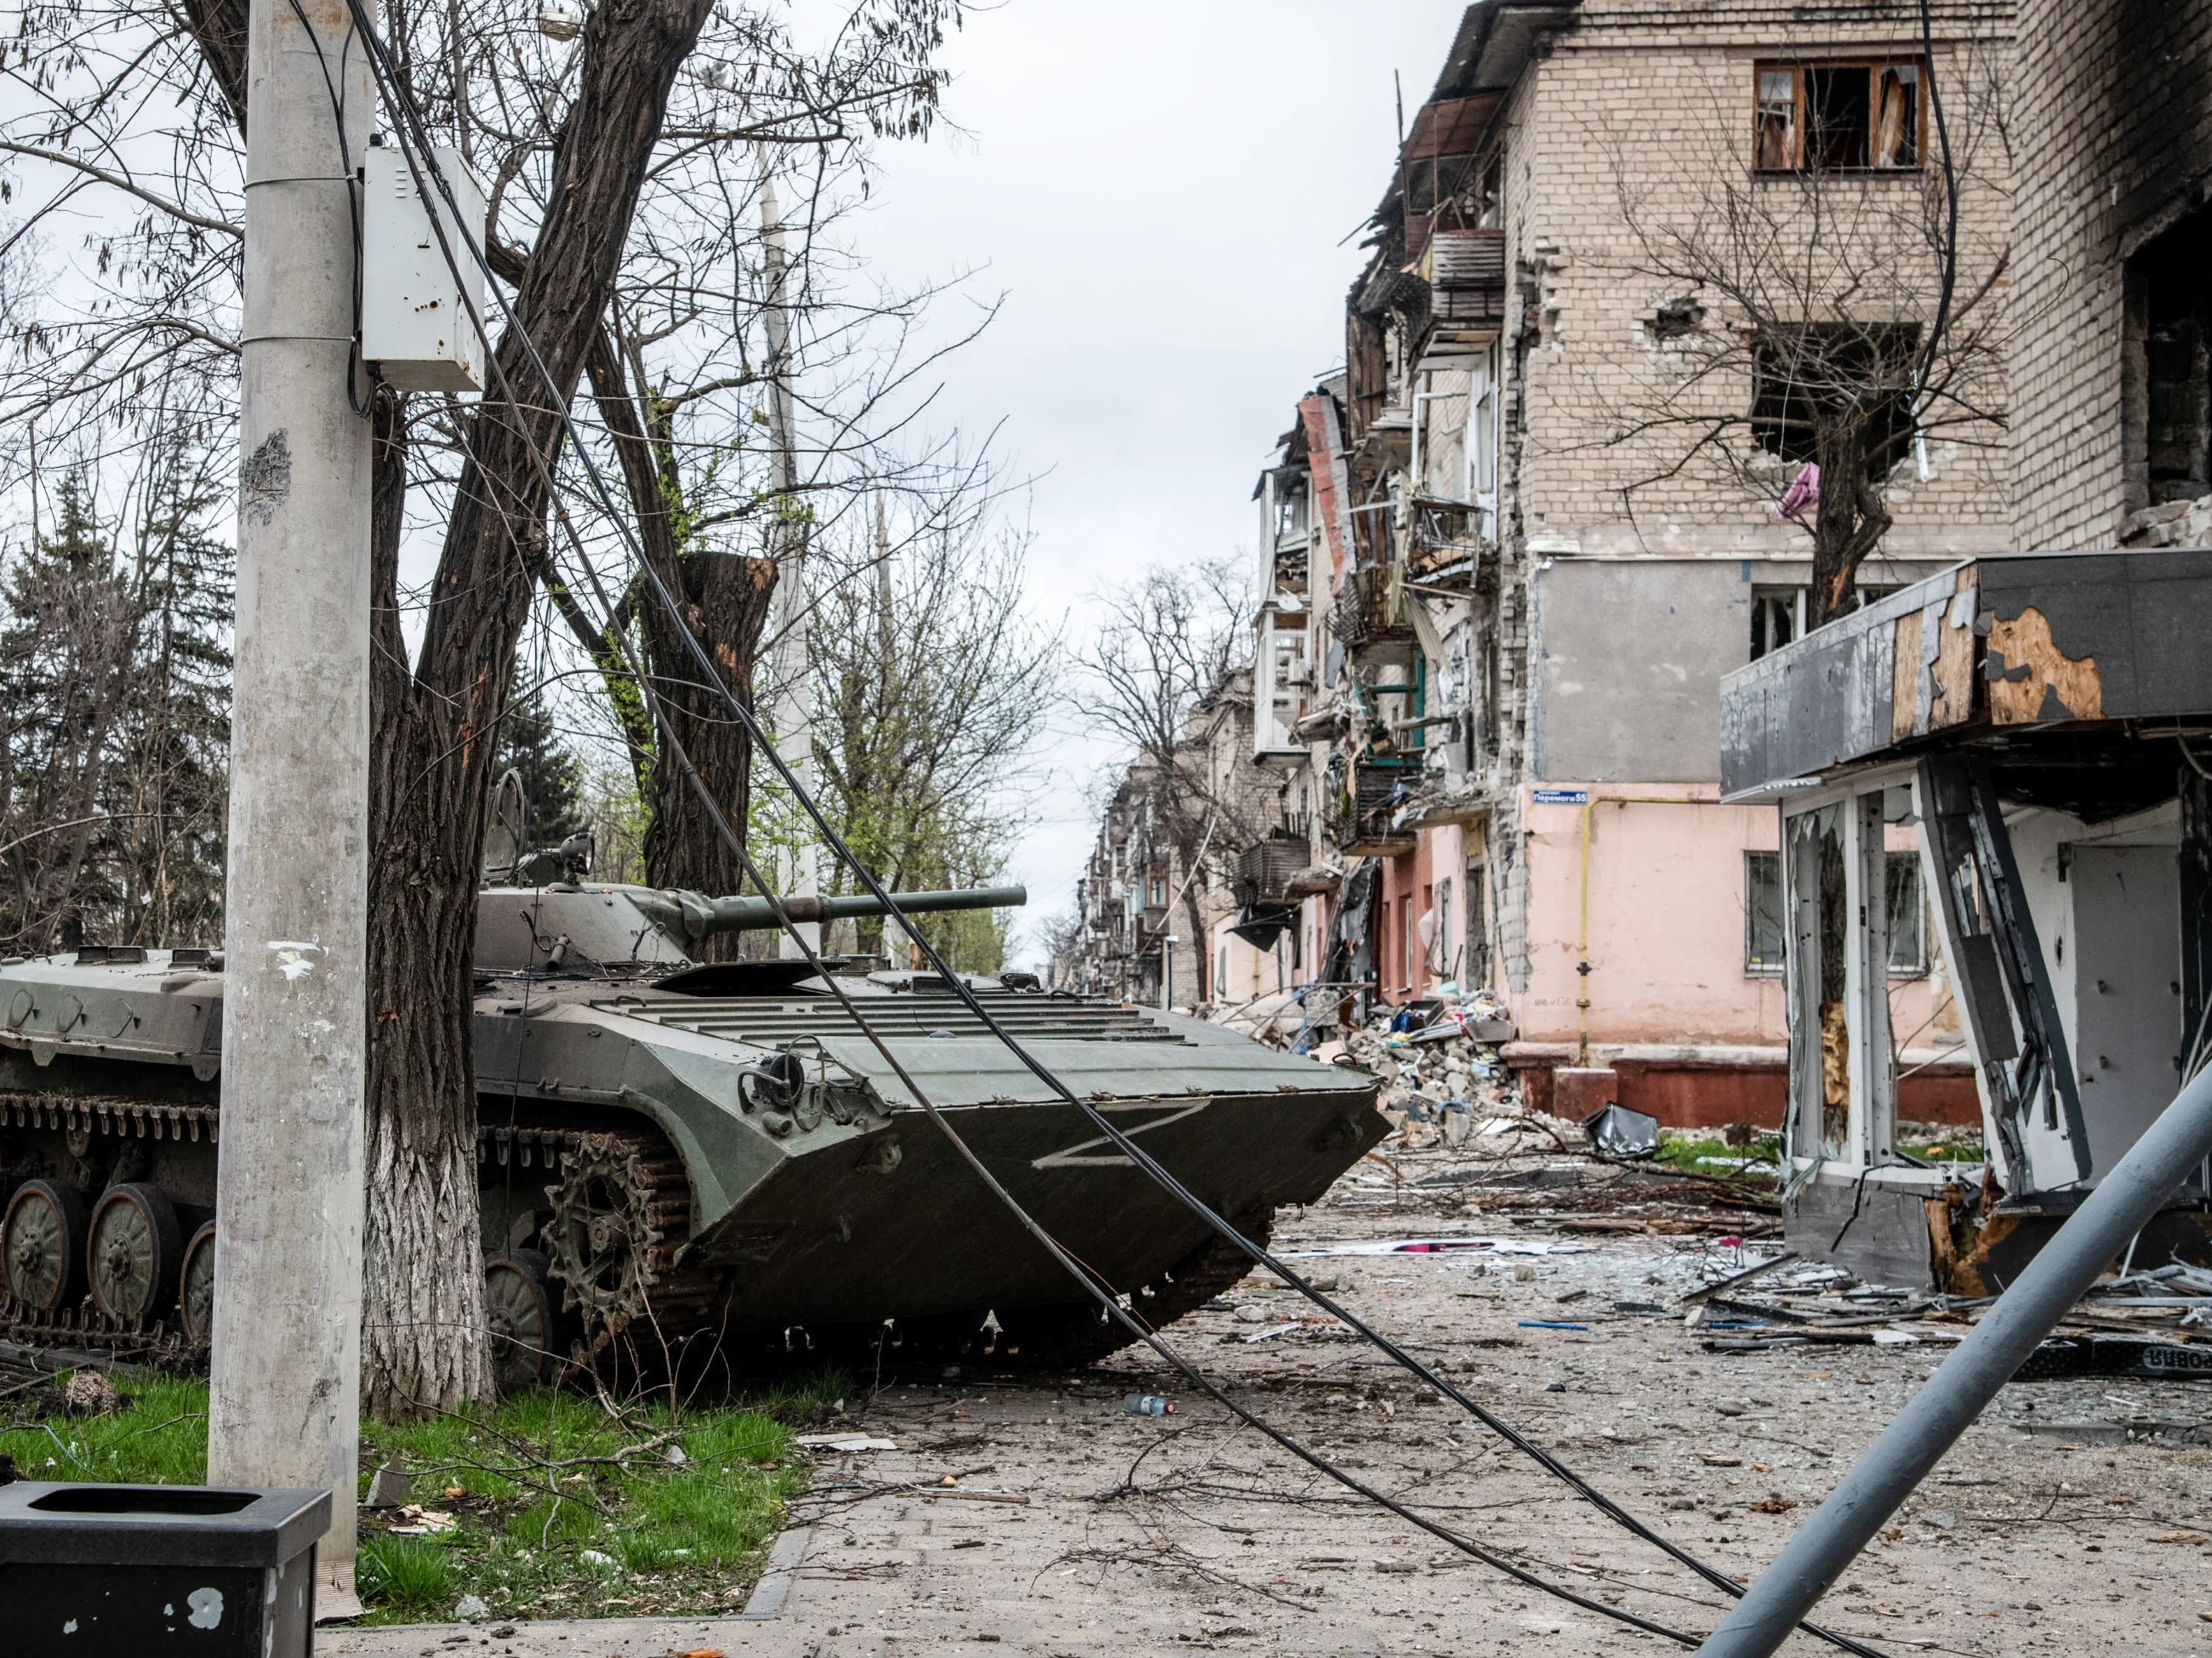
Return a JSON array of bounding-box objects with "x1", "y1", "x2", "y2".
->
[{"x1": 321, "y1": 1181, "x2": 2211, "y2": 1656}]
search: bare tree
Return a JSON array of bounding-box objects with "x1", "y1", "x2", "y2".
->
[
  {"x1": 1572, "y1": 43, "x2": 2010, "y2": 625},
  {"x1": 1080, "y1": 557, "x2": 1267, "y2": 1003},
  {"x1": 807, "y1": 487, "x2": 1054, "y2": 970},
  {"x1": 0, "y1": 0, "x2": 963, "y2": 1414}
]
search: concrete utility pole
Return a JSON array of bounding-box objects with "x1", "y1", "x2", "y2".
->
[
  {"x1": 758, "y1": 148, "x2": 818, "y2": 954},
  {"x1": 208, "y1": 0, "x2": 373, "y2": 1610}
]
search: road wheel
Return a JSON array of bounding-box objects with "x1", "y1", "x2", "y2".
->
[
  {"x1": 3, "y1": 1179, "x2": 88, "y2": 1314},
  {"x1": 88, "y1": 1183, "x2": 181, "y2": 1325},
  {"x1": 178, "y1": 1222, "x2": 218, "y2": 1345},
  {"x1": 486, "y1": 1249, "x2": 558, "y2": 1393}
]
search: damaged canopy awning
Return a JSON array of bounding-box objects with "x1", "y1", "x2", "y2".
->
[{"x1": 1720, "y1": 549, "x2": 2212, "y2": 802}]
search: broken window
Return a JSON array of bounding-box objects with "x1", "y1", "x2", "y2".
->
[
  {"x1": 1885, "y1": 852, "x2": 1927, "y2": 976},
  {"x1": 1752, "y1": 583, "x2": 1902, "y2": 658},
  {"x1": 1754, "y1": 62, "x2": 1921, "y2": 173},
  {"x1": 1755, "y1": 68, "x2": 1799, "y2": 170},
  {"x1": 1750, "y1": 324, "x2": 1918, "y2": 474},
  {"x1": 1750, "y1": 587, "x2": 1804, "y2": 660},
  {"x1": 1465, "y1": 859, "x2": 1491, "y2": 989},
  {"x1": 1415, "y1": 364, "x2": 1473, "y2": 501},
  {"x1": 2124, "y1": 205, "x2": 2212, "y2": 508}
]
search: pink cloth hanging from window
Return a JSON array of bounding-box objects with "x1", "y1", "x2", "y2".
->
[{"x1": 1777, "y1": 461, "x2": 1821, "y2": 521}]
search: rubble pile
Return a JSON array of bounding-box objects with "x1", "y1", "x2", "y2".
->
[
  {"x1": 1307, "y1": 994, "x2": 1787, "y2": 1238},
  {"x1": 1331, "y1": 989, "x2": 1525, "y2": 1141}
]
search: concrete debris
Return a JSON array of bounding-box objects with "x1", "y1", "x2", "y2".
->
[
  {"x1": 363, "y1": 1460, "x2": 411, "y2": 1509},
  {"x1": 2120, "y1": 490, "x2": 2212, "y2": 548},
  {"x1": 1339, "y1": 997, "x2": 1524, "y2": 1137}
]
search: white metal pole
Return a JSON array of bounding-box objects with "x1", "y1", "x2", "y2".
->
[
  {"x1": 208, "y1": 0, "x2": 373, "y2": 1610},
  {"x1": 1697, "y1": 1063, "x2": 2212, "y2": 1655}
]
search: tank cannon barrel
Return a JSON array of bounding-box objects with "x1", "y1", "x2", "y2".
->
[{"x1": 698, "y1": 884, "x2": 1027, "y2": 936}]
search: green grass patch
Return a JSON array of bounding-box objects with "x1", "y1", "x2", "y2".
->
[
  {"x1": 1654, "y1": 1131, "x2": 1782, "y2": 1182},
  {"x1": 0, "y1": 1369, "x2": 844, "y2": 1626}
]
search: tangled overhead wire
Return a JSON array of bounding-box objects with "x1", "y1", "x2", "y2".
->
[{"x1": 322, "y1": 9, "x2": 1888, "y2": 1649}]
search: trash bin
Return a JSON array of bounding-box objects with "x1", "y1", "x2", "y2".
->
[{"x1": 0, "y1": 1481, "x2": 330, "y2": 1656}]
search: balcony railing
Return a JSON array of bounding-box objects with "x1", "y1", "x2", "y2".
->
[
  {"x1": 1330, "y1": 760, "x2": 1419, "y2": 856},
  {"x1": 1233, "y1": 838, "x2": 1309, "y2": 907},
  {"x1": 1428, "y1": 227, "x2": 1505, "y2": 326}
]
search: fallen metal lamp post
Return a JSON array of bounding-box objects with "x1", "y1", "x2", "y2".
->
[{"x1": 1697, "y1": 1064, "x2": 2212, "y2": 1656}]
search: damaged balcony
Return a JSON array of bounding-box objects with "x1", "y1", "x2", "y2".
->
[
  {"x1": 1426, "y1": 225, "x2": 1505, "y2": 328},
  {"x1": 1334, "y1": 758, "x2": 1420, "y2": 857},
  {"x1": 1406, "y1": 499, "x2": 1492, "y2": 586},
  {"x1": 1333, "y1": 565, "x2": 1416, "y2": 657}
]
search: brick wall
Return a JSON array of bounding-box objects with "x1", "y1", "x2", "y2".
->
[
  {"x1": 1480, "y1": 1, "x2": 2015, "y2": 994},
  {"x1": 2010, "y1": 0, "x2": 2212, "y2": 547},
  {"x1": 1512, "y1": 3, "x2": 2014, "y2": 545}
]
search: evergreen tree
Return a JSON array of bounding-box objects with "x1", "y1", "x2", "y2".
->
[
  {"x1": 0, "y1": 475, "x2": 139, "y2": 949},
  {"x1": 493, "y1": 674, "x2": 588, "y2": 848},
  {"x1": 0, "y1": 456, "x2": 233, "y2": 952},
  {"x1": 109, "y1": 455, "x2": 232, "y2": 946}
]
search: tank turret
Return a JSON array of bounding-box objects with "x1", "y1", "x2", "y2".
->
[{"x1": 473, "y1": 882, "x2": 1027, "y2": 974}]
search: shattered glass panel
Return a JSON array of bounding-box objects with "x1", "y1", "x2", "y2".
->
[{"x1": 1787, "y1": 804, "x2": 1850, "y2": 1160}]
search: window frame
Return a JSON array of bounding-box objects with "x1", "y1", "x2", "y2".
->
[
  {"x1": 1746, "y1": 846, "x2": 1928, "y2": 977},
  {"x1": 1749, "y1": 586, "x2": 1806, "y2": 661},
  {"x1": 1883, "y1": 850, "x2": 1929, "y2": 978},
  {"x1": 1753, "y1": 60, "x2": 1927, "y2": 175},
  {"x1": 1745, "y1": 849, "x2": 1787, "y2": 977}
]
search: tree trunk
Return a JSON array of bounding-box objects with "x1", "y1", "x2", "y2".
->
[
  {"x1": 355, "y1": 0, "x2": 710, "y2": 1417},
  {"x1": 1181, "y1": 880, "x2": 1208, "y2": 1006},
  {"x1": 1808, "y1": 415, "x2": 1894, "y2": 630},
  {"x1": 582, "y1": 328, "x2": 777, "y2": 926},
  {"x1": 639, "y1": 556, "x2": 775, "y2": 920},
  {"x1": 361, "y1": 387, "x2": 488, "y2": 1416}
]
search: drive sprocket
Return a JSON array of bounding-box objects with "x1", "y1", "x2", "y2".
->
[{"x1": 539, "y1": 1128, "x2": 719, "y2": 1371}]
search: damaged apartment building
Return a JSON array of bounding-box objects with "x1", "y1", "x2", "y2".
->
[
  {"x1": 1063, "y1": 666, "x2": 1296, "y2": 1008},
  {"x1": 1237, "y1": 0, "x2": 2014, "y2": 1125},
  {"x1": 1719, "y1": 0, "x2": 2212, "y2": 1286}
]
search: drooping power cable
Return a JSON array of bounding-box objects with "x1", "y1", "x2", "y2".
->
[{"x1": 330, "y1": 18, "x2": 1887, "y2": 1651}]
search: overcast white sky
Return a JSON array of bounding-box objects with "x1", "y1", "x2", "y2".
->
[{"x1": 847, "y1": 1, "x2": 1468, "y2": 964}]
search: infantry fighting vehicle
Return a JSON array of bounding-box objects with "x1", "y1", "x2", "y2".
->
[{"x1": 0, "y1": 877, "x2": 1384, "y2": 1385}]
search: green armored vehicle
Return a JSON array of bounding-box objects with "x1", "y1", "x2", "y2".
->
[{"x1": 0, "y1": 878, "x2": 1384, "y2": 1385}]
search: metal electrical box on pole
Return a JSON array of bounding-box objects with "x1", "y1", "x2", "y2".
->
[
  {"x1": 209, "y1": 0, "x2": 373, "y2": 1613},
  {"x1": 362, "y1": 145, "x2": 484, "y2": 392}
]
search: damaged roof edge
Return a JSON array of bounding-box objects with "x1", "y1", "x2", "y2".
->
[
  {"x1": 1370, "y1": 1, "x2": 1582, "y2": 232},
  {"x1": 1427, "y1": 0, "x2": 1580, "y2": 105}
]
